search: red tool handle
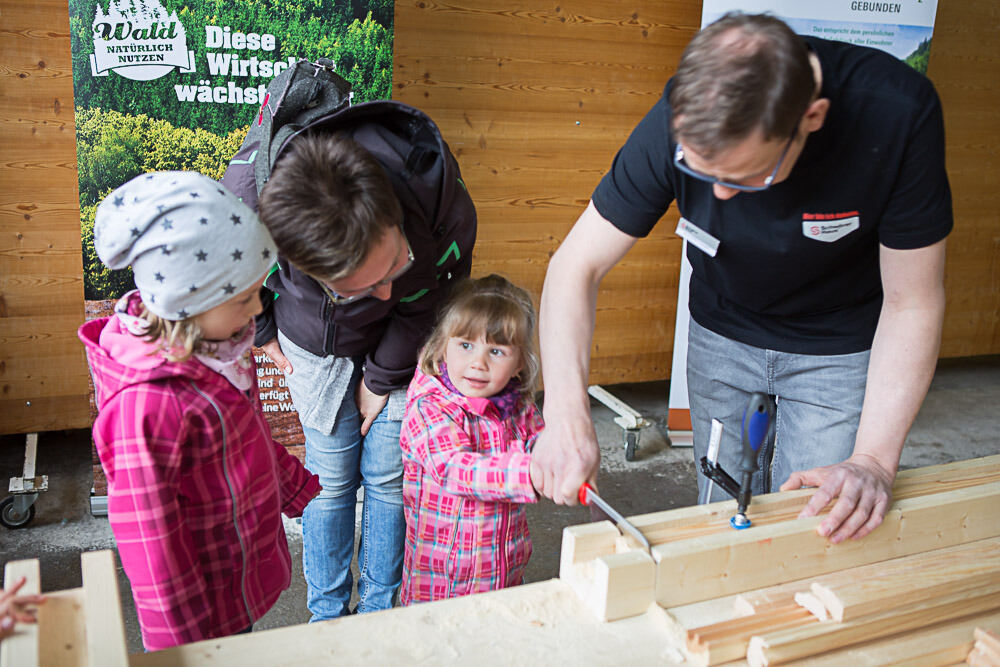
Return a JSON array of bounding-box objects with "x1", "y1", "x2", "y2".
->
[{"x1": 578, "y1": 482, "x2": 593, "y2": 506}]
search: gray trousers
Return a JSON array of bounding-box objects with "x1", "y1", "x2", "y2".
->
[{"x1": 686, "y1": 319, "x2": 870, "y2": 503}]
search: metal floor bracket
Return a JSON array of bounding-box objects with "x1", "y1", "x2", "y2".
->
[
  {"x1": 3, "y1": 433, "x2": 48, "y2": 528},
  {"x1": 587, "y1": 385, "x2": 651, "y2": 461}
]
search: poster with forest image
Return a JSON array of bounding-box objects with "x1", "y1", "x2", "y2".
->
[{"x1": 70, "y1": 0, "x2": 393, "y2": 469}]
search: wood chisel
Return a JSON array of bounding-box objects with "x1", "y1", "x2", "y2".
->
[{"x1": 578, "y1": 482, "x2": 652, "y2": 555}]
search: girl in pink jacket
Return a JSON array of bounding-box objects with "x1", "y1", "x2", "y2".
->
[
  {"x1": 399, "y1": 274, "x2": 544, "y2": 604},
  {"x1": 78, "y1": 172, "x2": 320, "y2": 651}
]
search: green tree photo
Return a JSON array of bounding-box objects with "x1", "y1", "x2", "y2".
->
[
  {"x1": 70, "y1": 0, "x2": 394, "y2": 299},
  {"x1": 77, "y1": 108, "x2": 248, "y2": 298},
  {"x1": 904, "y1": 37, "x2": 932, "y2": 75}
]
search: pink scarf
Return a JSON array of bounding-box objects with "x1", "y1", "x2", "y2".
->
[{"x1": 114, "y1": 290, "x2": 256, "y2": 392}]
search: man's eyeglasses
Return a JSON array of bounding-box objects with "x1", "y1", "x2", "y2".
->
[
  {"x1": 673, "y1": 133, "x2": 796, "y2": 193},
  {"x1": 320, "y1": 235, "x2": 415, "y2": 306}
]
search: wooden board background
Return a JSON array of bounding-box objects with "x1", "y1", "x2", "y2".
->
[{"x1": 1, "y1": 0, "x2": 998, "y2": 435}]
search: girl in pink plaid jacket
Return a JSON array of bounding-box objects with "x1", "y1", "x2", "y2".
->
[{"x1": 399, "y1": 275, "x2": 545, "y2": 604}]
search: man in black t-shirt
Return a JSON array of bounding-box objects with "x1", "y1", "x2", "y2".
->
[{"x1": 534, "y1": 13, "x2": 951, "y2": 543}]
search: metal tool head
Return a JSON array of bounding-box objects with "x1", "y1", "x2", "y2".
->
[{"x1": 579, "y1": 483, "x2": 653, "y2": 555}]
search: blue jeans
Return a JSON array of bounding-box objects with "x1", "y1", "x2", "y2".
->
[
  {"x1": 301, "y1": 374, "x2": 404, "y2": 621},
  {"x1": 686, "y1": 319, "x2": 869, "y2": 503}
]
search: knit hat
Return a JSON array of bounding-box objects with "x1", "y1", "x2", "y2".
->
[{"x1": 93, "y1": 171, "x2": 277, "y2": 321}]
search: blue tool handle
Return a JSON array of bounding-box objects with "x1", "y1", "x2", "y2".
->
[
  {"x1": 740, "y1": 393, "x2": 774, "y2": 474},
  {"x1": 746, "y1": 402, "x2": 771, "y2": 452}
]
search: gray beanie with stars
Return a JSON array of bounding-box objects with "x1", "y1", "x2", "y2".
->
[{"x1": 94, "y1": 171, "x2": 277, "y2": 321}]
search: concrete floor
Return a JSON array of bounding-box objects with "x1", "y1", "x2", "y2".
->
[{"x1": 1, "y1": 355, "x2": 998, "y2": 654}]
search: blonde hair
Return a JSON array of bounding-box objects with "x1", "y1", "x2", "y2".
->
[
  {"x1": 137, "y1": 303, "x2": 204, "y2": 362},
  {"x1": 419, "y1": 274, "x2": 539, "y2": 397}
]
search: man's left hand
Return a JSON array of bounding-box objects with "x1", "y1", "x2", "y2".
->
[
  {"x1": 356, "y1": 378, "x2": 389, "y2": 436},
  {"x1": 780, "y1": 453, "x2": 894, "y2": 543}
]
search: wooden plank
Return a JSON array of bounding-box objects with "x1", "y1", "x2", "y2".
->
[
  {"x1": 747, "y1": 582, "x2": 1000, "y2": 666},
  {"x1": 930, "y1": 0, "x2": 1000, "y2": 357},
  {"x1": 560, "y1": 522, "x2": 621, "y2": 571},
  {"x1": 37, "y1": 589, "x2": 87, "y2": 667},
  {"x1": 394, "y1": 0, "x2": 699, "y2": 46},
  {"x1": 80, "y1": 550, "x2": 129, "y2": 667},
  {"x1": 970, "y1": 627, "x2": 1000, "y2": 667},
  {"x1": 1, "y1": 559, "x2": 40, "y2": 667},
  {"x1": 395, "y1": 27, "x2": 682, "y2": 66},
  {"x1": 737, "y1": 537, "x2": 1000, "y2": 620},
  {"x1": 0, "y1": 393, "x2": 91, "y2": 433},
  {"x1": 734, "y1": 578, "x2": 813, "y2": 617},
  {"x1": 654, "y1": 481, "x2": 1000, "y2": 608},
  {"x1": 796, "y1": 610, "x2": 1000, "y2": 666},
  {"x1": 560, "y1": 456, "x2": 1000, "y2": 593},
  {"x1": 392, "y1": 0, "x2": 697, "y2": 389},
  {"x1": 809, "y1": 537, "x2": 1000, "y2": 622},
  {"x1": 559, "y1": 523, "x2": 657, "y2": 621},
  {"x1": 632, "y1": 455, "x2": 1000, "y2": 546},
  {"x1": 559, "y1": 458, "x2": 1000, "y2": 617},
  {"x1": 131, "y1": 579, "x2": 680, "y2": 666},
  {"x1": 1, "y1": 0, "x2": 85, "y2": 435},
  {"x1": 686, "y1": 604, "x2": 815, "y2": 666}
]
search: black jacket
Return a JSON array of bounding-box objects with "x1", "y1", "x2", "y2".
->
[{"x1": 222, "y1": 101, "x2": 477, "y2": 395}]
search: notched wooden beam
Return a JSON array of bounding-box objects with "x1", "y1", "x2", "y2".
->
[{"x1": 559, "y1": 522, "x2": 656, "y2": 621}]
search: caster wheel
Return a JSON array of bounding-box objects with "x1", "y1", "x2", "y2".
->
[
  {"x1": 624, "y1": 431, "x2": 639, "y2": 461},
  {"x1": 1, "y1": 496, "x2": 35, "y2": 529}
]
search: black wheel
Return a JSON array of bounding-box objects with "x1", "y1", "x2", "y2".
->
[
  {"x1": 624, "y1": 431, "x2": 639, "y2": 461},
  {"x1": 0, "y1": 496, "x2": 35, "y2": 529}
]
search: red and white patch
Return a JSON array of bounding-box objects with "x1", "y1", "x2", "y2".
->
[
  {"x1": 257, "y1": 92, "x2": 271, "y2": 126},
  {"x1": 802, "y1": 211, "x2": 860, "y2": 243}
]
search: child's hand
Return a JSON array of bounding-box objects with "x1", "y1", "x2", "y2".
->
[
  {"x1": 0, "y1": 576, "x2": 46, "y2": 641},
  {"x1": 529, "y1": 459, "x2": 544, "y2": 496}
]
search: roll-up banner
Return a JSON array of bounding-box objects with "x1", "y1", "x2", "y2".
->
[{"x1": 69, "y1": 0, "x2": 394, "y2": 494}]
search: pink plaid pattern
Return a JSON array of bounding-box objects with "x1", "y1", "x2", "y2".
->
[
  {"x1": 399, "y1": 369, "x2": 544, "y2": 604},
  {"x1": 79, "y1": 317, "x2": 319, "y2": 651}
]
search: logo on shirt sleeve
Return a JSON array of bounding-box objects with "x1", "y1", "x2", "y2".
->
[{"x1": 802, "y1": 211, "x2": 860, "y2": 243}]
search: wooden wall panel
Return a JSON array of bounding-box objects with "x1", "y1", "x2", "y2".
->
[
  {"x1": 927, "y1": 0, "x2": 1000, "y2": 356},
  {"x1": 0, "y1": 0, "x2": 997, "y2": 433},
  {"x1": 0, "y1": 0, "x2": 89, "y2": 434},
  {"x1": 394, "y1": 0, "x2": 1000, "y2": 387},
  {"x1": 393, "y1": 1, "x2": 700, "y2": 384}
]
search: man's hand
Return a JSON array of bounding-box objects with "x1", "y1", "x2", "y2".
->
[
  {"x1": 259, "y1": 337, "x2": 293, "y2": 375},
  {"x1": 356, "y1": 378, "x2": 388, "y2": 436},
  {"x1": 780, "y1": 453, "x2": 894, "y2": 544},
  {"x1": 531, "y1": 418, "x2": 601, "y2": 505}
]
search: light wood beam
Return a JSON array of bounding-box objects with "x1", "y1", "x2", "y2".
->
[
  {"x1": 654, "y1": 481, "x2": 1000, "y2": 608},
  {"x1": 80, "y1": 550, "x2": 129, "y2": 667},
  {"x1": 795, "y1": 610, "x2": 1000, "y2": 666},
  {"x1": 748, "y1": 581, "x2": 1000, "y2": 666},
  {"x1": 560, "y1": 522, "x2": 657, "y2": 622},
  {"x1": 808, "y1": 537, "x2": 1000, "y2": 622},
  {"x1": 685, "y1": 604, "x2": 815, "y2": 666},
  {"x1": 629, "y1": 454, "x2": 1000, "y2": 546},
  {"x1": 969, "y1": 627, "x2": 1000, "y2": 666},
  {"x1": 38, "y1": 588, "x2": 86, "y2": 667}
]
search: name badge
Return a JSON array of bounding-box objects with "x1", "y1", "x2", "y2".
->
[
  {"x1": 675, "y1": 218, "x2": 719, "y2": 257},
  {"x1": 801, "y1": 214, "x2": 860, "y2": 243}
]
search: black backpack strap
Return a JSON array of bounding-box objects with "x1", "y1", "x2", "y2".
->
[{"x1": 403, "y1": 120, "x2": 439, "y2": 178}]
